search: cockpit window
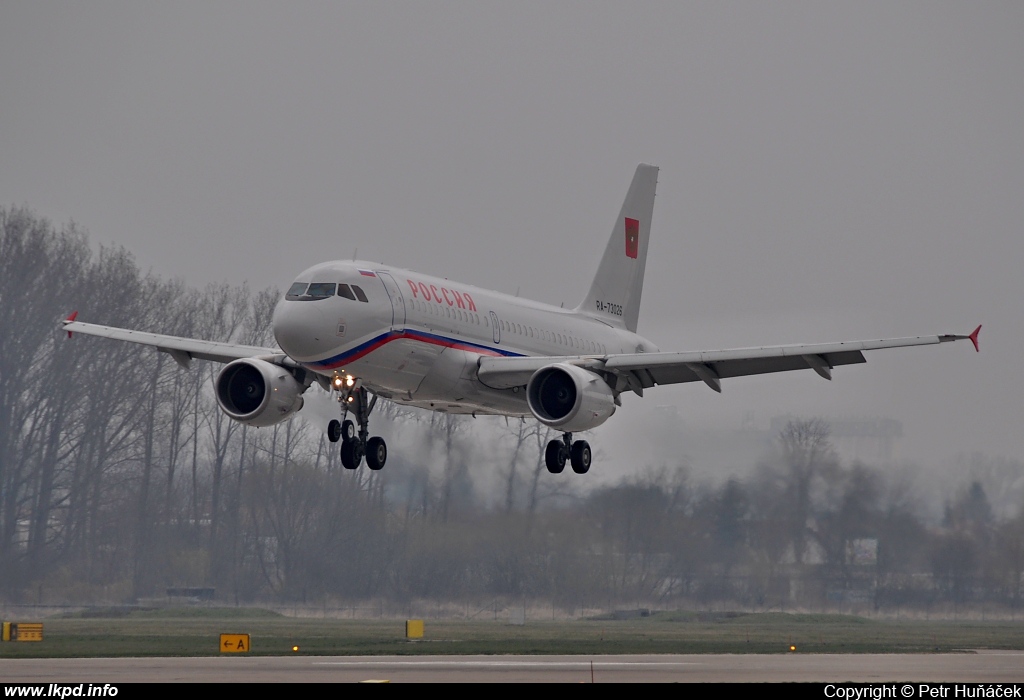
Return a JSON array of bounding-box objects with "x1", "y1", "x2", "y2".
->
[
  {"x1": 352, "y1": 285, "x2": 368, "y2": 303},
  {"x1": 305, "y1": 282, "x2": 337, "y2": 300},
  {"x1": 288, "y1": 282, "x2": 338, "y2": 301},
  {"x1": 286, "y1": 282, "x2": 309, "y2": 300},
  {"x1": 337, "y1": 284, "x2": 356, "y2": 301}
]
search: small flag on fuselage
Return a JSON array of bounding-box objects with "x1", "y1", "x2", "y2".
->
[{"x1": 358, "y1": 269, "x2": 376, "y2": 277}]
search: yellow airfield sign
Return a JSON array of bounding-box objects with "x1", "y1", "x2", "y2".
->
[
  {"x1": 219, "y1": 633, "x2": 250, "y2": 653},
  {"x1": 2, "y1": 622, "x2": 43, "y2": 641}
]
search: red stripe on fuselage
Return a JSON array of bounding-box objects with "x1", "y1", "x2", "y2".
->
[{"x1": 308, "y1": 330, "x2": 510, "y2": 371}]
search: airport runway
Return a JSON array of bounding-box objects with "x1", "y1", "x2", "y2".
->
[{"x1": 2, "y1": 652, "x2": 1023, "y2": 682}]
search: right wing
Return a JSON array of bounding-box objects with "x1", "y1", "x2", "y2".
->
[
  {"x1": 61, "y1": 313, "x2": 293, "y2": 369},
  {"x1": 477, "y1": 327, "x2": 981, "y2": 394}
]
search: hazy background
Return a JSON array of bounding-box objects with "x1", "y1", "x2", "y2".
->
[{"x1": 2, "y1": 1, "x2": 1021, "y2": 481}]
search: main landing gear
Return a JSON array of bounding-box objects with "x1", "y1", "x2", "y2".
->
[
  {"x1": 327, "y1": 385, "x2": 387, "y2": 471},
  {"x1": 545, "y1": 432, "x2": 591, "y2": 475}
]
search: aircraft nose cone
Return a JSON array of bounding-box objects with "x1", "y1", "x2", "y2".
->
[{"x1": 273, "y1": 300, "x2": 333, "y2": 360}]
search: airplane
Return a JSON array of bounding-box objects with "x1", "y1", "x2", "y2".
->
[{"x1": 62, "y1": 164, "x2": 981, "y2": 474}]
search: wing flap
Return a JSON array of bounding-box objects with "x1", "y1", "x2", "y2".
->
[{"x1": 641, "y1": 350, "x2": 866, "y2": 387}]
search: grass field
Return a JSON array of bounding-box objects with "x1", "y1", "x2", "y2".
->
[{"x1": 1, "y1": 608, "x2": 1023, "y2": 658}]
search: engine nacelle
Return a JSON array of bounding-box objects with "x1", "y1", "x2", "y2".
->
[
  {"x1": 526, "y1": 363, "x2": 616, "y2": 432},
  {"x1": 215, "y1": 358, "x2": 306, "y2": 427}
]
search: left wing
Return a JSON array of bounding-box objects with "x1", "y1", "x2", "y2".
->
[
  {"x1": 61, "y1": 313, "x2": 293, "y2": 369},
  {"x1": 477, "y1": 327, "x2": 981, "y2": 394}
]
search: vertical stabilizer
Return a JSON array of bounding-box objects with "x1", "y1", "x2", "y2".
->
[{"x1": 576, "y1": 164, "x2": 659, "y2": 332}]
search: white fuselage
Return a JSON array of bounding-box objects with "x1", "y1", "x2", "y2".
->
[{"x1": 272, "y1": 261, "x2": 659, "y2": 415}]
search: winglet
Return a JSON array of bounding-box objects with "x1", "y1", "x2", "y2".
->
[
  {"x1": 64, "y1": 311, "x2": 78, "y2": 338},
  {"x1": 969, "y1": 324, "x2": 981, "y2": 352}
]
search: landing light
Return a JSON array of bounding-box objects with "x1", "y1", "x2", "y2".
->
[
  {"x1": 346, "y1": 376, "x2": 355, "y2": 387},
  {"x1": 333, "y1": 377, "x2": 344, "y2": 389}
]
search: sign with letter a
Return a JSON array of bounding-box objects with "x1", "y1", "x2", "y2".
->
[
  {"x1": 220, "y1": 633, "x2": 250, "y2": 653},
  {"x1": 624, "y1": 218, "x2": 639, "y2": 259}
]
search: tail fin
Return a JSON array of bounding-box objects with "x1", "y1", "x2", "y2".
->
[{"x1": 576, "y1": 164, "x2": 659, "y2": 332}]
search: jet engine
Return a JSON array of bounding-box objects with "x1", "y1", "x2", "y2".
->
[
  {"x1": 526, "y1": 362, "x2": 616, "y2": 432},
  {"x1": 215, "y1": 358, "x2": 306, "y2": 427}
]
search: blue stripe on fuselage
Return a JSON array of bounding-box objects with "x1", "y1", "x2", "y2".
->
[{"x1": 303, "y1": 328, "x2": 524, "y2": 371}]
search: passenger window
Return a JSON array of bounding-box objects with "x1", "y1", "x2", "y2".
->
[{"x1": 352, "y1": 285, "x2": 369, "y2": 303}]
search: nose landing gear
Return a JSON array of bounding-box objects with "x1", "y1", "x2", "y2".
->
[
  {"x1": 545, "y1": 432, "x2": 591, "y2": 474},
  {"x1": 327, "y1": 384, "x2": 387, "y2": 470}
]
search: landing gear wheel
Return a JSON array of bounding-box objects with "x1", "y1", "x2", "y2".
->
[
  {"x1": 570, "y1": 440, "x2": 591, "y2": 474},
  {"x1": 335, "y1": 388, "x2": 376, "y2": 470},
  {"x1": 545, "y1": 440, "x2": 566, "y2": 474},
  {"x1": 327, "y1": 419, "x2": 342, "y2": 443},
  {"x1": 340, "y1": 439, "x2": 363, "y2": 470},
  {"x1": 341, "y1": 419, "x2": 355, "y2": 441},
  {"x1": 366, "y1": 436, "x2": 387, "y2": 471}
]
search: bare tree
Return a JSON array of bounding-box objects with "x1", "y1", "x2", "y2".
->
[
  {"x1": 777, "y1": 419, "x2": 837, "y2": 565},
  {"x1": 0, "y1": 210, "x2": 91, "y2": 588}
]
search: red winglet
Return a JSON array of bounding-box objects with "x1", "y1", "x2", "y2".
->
[
  {"x1": 65, "y1": 311, "x2": 78, "y2": 338},
  {"x1": 968, "y1": 324, "x2": 981, "y2": 352}
]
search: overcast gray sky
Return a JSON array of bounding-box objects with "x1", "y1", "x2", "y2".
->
[{"x1": 3, "y1": 2, "x2": 1021, "y2": 477}]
